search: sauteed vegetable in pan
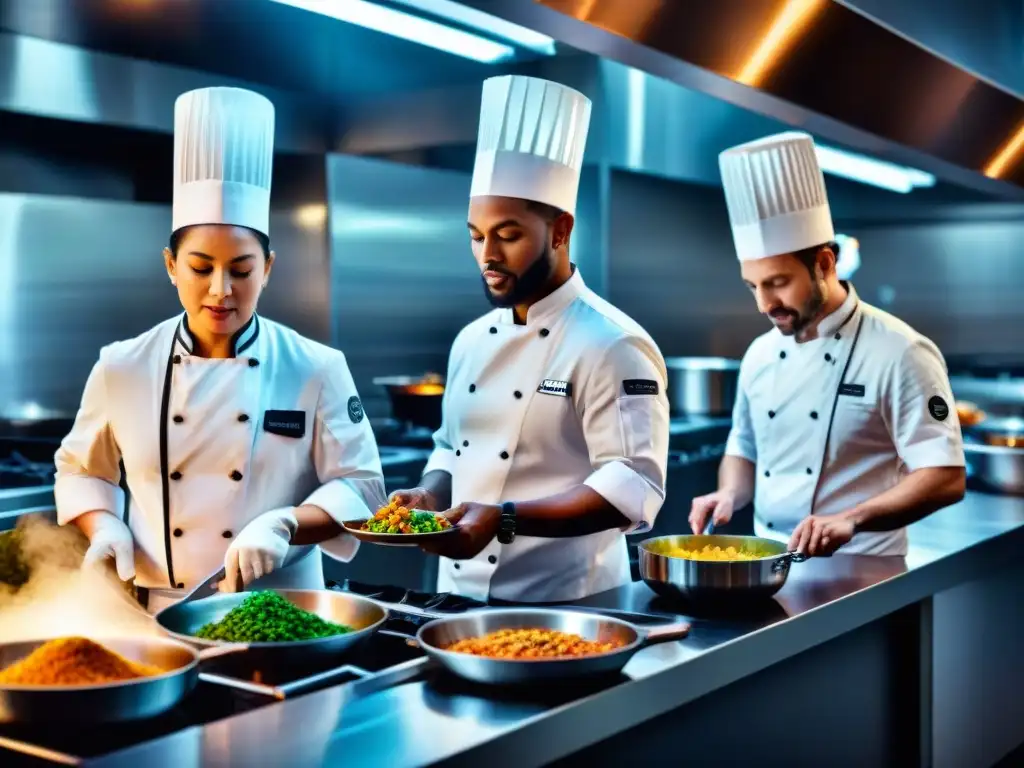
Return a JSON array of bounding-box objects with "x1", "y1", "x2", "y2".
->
[
  {"x1": 444, "y1": 628, "x2": 626, "y2": 659},
  {"x1": 194, "y1": 591, "x2": 353, "y2": 643}
]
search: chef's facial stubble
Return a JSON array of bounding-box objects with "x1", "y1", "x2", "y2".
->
[
  {"x1": 740, "y1": 248, "x2": 834, "y2": 337},
  {"x1": 164, "y1": 225, "x2": 275, "y2": 355},
  {"x1": 468, "y1": 196, "x2": 573, "y2": 308}
]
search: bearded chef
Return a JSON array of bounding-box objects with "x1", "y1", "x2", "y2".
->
[
  {"x1": 390, "y1": 75, "x2": 670, "y2": 603},
  {"x1": 689, "y1": 132, "x2": 966, "y2": 556},
  {"x1": 54, "y1": 87, "x2": 385, "y2": 611}
]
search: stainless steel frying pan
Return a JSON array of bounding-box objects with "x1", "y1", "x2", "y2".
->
[
  {"x1": 415, "y1": 608, "x2": 689, "y2": 685},
  {"x1": 0, "y1": 637, "x2": 244, "y2": 724}
]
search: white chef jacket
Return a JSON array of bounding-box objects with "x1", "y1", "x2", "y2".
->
[
  {"x1": 725, "y1": 283, "x2": 965, "y2": 555},
  {"x1": 54, "y1": 314, "x2": 386, "y2": 605},
  {"x1": 424, "y1": 268, "x2": 670, "y2": 603}
]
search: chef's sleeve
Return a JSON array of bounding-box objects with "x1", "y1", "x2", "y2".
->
[
  {"x1": 724, "y1": 365, "x2": 756, "y2": 462},
  {"x1": 886, "y1": 340, "x2": 966, "y2": 471},
  {"x1": 423, "y1": 341, "x2": 460, "y2": 477},
  {"x1": 580, "y1": 336, "x2": 670, "y2": 534},
  {"x1": 304, "y1": 352, "x2": 387, "y2": 561},
  {"x1": 54, "y1": 352, "x2": 126, "y2": 525}
]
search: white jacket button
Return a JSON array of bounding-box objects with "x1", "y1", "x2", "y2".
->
[
  {"x1": 173, "y1": 528, "x2": 183, "y2": 537},
  {"x1": 539, "y1": 328, "x2": 550, "y2": 338},
  {"x1": 172, "y1": 415, "x2": 184, "y2": 424},
  {"x1": 453, "y1": 563, "x2": 461, "y2": 570},
  {"x1": 170, "y1": 470, "x2": 182, "y2": 481},
  {"x1": 469, "y1": 384, "x2": 476, "y2": 393},
  {"x1": 230, "y1": 470, "x2": 243, "y2": 482},
  {"x1": 810, "y1": 411, "x2": 819, "y2": 420},
  {"x1": 500, "y1": 451, "x2": 509, "y2": 460},
  {"x1": 513, "y1": 390, "x2": 522, "y2": 399},
  {"x1": 222, "y1": 530, "x2": 233, "y2": 539},
  {"x1": 238, "y1": 413, "x2": 250, "y2": 423},
  {"x1": 488, "y1": 555, "x2": 497, "y2": 564},
  {"x1": 248, "y1": 359, "x2": 260, "y2": 368}
]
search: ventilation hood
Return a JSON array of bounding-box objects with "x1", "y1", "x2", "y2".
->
[{"x1": 452, "y1": 0, "x2": 1024, "y2": 201}]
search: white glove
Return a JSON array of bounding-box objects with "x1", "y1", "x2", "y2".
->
[
  {"x1": 223, "y1": 507, "x2": 298, "y2": 591},
  {"x1": 82, "y1": 512, "x2": 136, "y2": 581}
]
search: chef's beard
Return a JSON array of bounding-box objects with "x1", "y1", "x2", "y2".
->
[
  {"x1": 481, "y1": 243, "x2": 555, "y2": 308},
  {"x1": 771, "y1": 279, "x2": 826, "y2": 337}
]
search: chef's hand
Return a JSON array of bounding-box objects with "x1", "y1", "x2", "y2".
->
[
  {"x1": 83, "y1": 512, "x2": 136, "y2": 582},
  {"x1": 222, "y1": 507, "x2": 299, "y2": 591},
  {"x1": 689, "y1": 490, "x2": 736, "y2": 534},
  {"x1": 788, "y1": 515, "x2": 856, "y2": 557},
  {"x1": 389, "y1": 487, "x2": 440, "y2": 513},
  {"x1": 419, "y1": 502, "x2": 501, "y2": 560}
]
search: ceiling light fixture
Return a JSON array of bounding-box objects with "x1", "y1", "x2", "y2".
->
[
  {"x1": 389, "y1": 0, "x2": 556, "y2": 55},
  {"x1": 270, "y1": 0, "x2": 516, "y2": 64},
  {"x1": 815, "y1": 143, "x2": 937, "y2": 194}
]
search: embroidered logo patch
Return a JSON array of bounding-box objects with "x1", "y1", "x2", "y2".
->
[
  {"x1": 928, "y1": 395, "x2": 949, "y2": 422},
  {"x1": 622, "y1": 379, "x2": 659, "y2": 396},
  {"x1": 537, "y1": 379, "x2": 572, "y2": 397},
  {"x1": 347, "y1": 396, "x2": 365, "y2": 423},
  {"x1": 263, "y1": 410, "x2": 305, "y2": 439},
  {"x1": 838, "y1": 383, "x2": 865, "y2": 398}
]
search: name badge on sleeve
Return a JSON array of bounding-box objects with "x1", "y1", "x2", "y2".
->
[
  {"x1": 838, "y1": 383, "x2": 865, "y2": 398},
  {"x1": 623, "y1": 379, "x2": 659, "y2": 396},
  {"x1": 263, "y1": 410, "x2": 306, "y2": 438}
]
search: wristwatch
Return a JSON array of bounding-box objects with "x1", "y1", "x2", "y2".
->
[{"x1": 497, "y1": 501, "x2": 517, "y2": 545}]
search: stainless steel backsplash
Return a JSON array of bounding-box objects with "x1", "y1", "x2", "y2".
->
[{"x1": 0, "y1": 193, "x2": 330, "y2": 420}]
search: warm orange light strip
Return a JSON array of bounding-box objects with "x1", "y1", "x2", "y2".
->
[
  {"x1": 735, "y1": 0, "x2": 828, "y2": 88},
  {"x1": 983, "y1": 120, "x2": 1024, "y2": 179}
]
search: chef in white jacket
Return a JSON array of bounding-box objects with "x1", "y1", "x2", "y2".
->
[
  {"x1": 689, "y1": 132, "x2": 965, "y2": 556},
  {"x1": 390, "y1": 75, "x2": 670, "y2": 603},
  {"x1": 54, "y1": 87, "x2": 385, "y2": 611}
]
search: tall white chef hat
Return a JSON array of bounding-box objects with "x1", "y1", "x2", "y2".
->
[
  {"x1": 470, "y1": 75, "x2": 592, "y2": 216},
  {"x1": 172, "y1": 86, "x2": 275, "y2": 237},
  {"x1": 718, "y1": 131, "x2": 835, "y2": 262}
]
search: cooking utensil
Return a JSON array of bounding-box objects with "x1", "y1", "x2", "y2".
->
[
  {"x1": 638, "y1": 534, "x2": 808, "y2": 604},
  {"x1": 964, "y1": 444, "x2": 1024, "y2": 496},
  {"x1": 0, "y1": 637, "x2": 246, "y2": 724},
  {"x1": 373, "y1": 374, "x2": 445, "y2": 430},
  {"x1": 964, "y1": 416, "x2": 1024, "y2": 449},
  {"x1": 341, "y1": 516, "x2": 459, "y2": 548},
  {"x1": 154, "y1": 589, "x2": 388, "y2": 666},
  {"x1": 413, "y1": 608, "x2": 689, "y2": 685},
  {"x1": 664, "y1": 357, "x2": 740, "y2": 416}
]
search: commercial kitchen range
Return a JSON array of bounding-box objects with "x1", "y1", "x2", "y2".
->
[{"x1": 1, "y1": 416, "x2": 1022, "y2": 766}]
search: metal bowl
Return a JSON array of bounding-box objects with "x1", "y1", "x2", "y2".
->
[
  {"x1": 964, "y1": 444, "x2": 1024, "y2": 496},
  {"x1": 155, "y1": 589, "x2": 388, "y2": 668},
  {"x1": 638, "y1": 534, "x2": 805, "y2": 604}
]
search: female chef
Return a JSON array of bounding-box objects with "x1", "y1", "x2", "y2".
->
[{"x1": 54, "y1": 87, "x2": 385, "y2": 611}]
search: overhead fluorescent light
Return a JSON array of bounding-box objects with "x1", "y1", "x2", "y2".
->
[
  {"x1": 390, "y1": 0, "x2": 556, "y2": 55},
  {"x1": 270, "y1": 0, "x2": 516, "y2": 64},
  {"x1": 815, "y1": 143, "x2": 936, "y2": 194}
]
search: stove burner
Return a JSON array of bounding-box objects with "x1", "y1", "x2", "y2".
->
[
  {"x1": 331, "y1": 579, "x2": 488, "y2": 612},
  {"x1": 0, "y1": 450, "x2": 56, "y2": 489}
]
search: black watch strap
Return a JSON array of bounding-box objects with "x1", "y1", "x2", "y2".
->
[{"x1": 497, "y1": 501, "x2": 516, "y2": 544}]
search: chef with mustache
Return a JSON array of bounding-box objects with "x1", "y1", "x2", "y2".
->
[
  {"x1": 690, "y1": 132, "x2": 965, "y2": 556},
  {"x1": 390, "y1": 75, "x2": 670, "y2": 602}
]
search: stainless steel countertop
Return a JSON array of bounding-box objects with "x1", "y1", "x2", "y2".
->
[{"x1": 85, "y1": 491, "x2": 1024, "y2": 768}]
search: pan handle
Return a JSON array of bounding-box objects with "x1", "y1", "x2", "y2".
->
[
  {"x1": 772, "y1": 551, "x2": 809, "y2": 573},
  {"x1": 196, "y1": 643, "x2": 250, "y2": 662},
  {"x1": 640, "y1": 621, "x2": 690, "y2": 644}
]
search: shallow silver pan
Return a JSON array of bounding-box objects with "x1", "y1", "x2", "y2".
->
[
  {"x1": 0, "y1": 637, "x2": 244, "y2": 724},
  {"x1": 639, "y1": 534, "x2": 808, "y2": 604},
  {"x1": 415, "y1": 608, "x2": 689, "y2": 685},
  {"x1": 155, "y1": 589, "x2": 388, "y2": 667}
]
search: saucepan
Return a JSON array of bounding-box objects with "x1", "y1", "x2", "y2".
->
[
  {"x1": 0, "y1": 637, "x2": 246, "y2": 724},
  {"x1": 638, "y1": 534, "x2": 808, "y2": 605},
  {"x1": 373, "y1": 373, "x2": 445, "y2": 430},
  {"x1": 412, "y1": 608, "x2": 690, "y2": 685}
]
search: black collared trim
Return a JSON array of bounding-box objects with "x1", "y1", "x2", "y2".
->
[
  {"x1": 174, "y1": 313, "x2": 260, "y2": 358},
  {"x1": 158, "y1": 334, "x2": 177, "y2": 588},
  {"x1": 234, "y1": 314, "x2": 260, "y2": 356}
]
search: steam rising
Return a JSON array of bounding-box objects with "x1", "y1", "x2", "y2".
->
[{"x1": 0, "y1": 515, "x2": 160, "y2": 642}]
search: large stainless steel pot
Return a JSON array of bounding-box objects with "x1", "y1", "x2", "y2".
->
[
  {"x1": 0, "y1": 637, "x2": 244, "y2": 724},
  {"x1": 639, "y1": 534, "x2": 807, "y2": 604},
  {"x1": 964, "y1": 444, "x2": 1024, "y2": 496},
  {"x1": 373, "y1": 374, "x2": 445, "y2": 430},
  {"x1": 415, "y1": 608, "x2": 689, "y2": 685},
  {"x1": 664, "y1": 357, "x2": 740, "y2": 416},
  {"x1": 155, "y1": 589, "x2": 388, "y2": 668}
]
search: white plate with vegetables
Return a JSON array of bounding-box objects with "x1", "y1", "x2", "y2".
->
[{"x1": 342, "y1": 502, "x2": 458, "y2": 547}]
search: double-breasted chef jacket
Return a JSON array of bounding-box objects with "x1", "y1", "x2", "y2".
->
[
  {"x1": 725, "y1": 283, "x2": 965, "y2": 555},
  {"x1": 424, "y1": 268, "x2": 671, "y2": 603},
  {"x1": 55, "y1": 313, "x2": 386, "y2": 602}
]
